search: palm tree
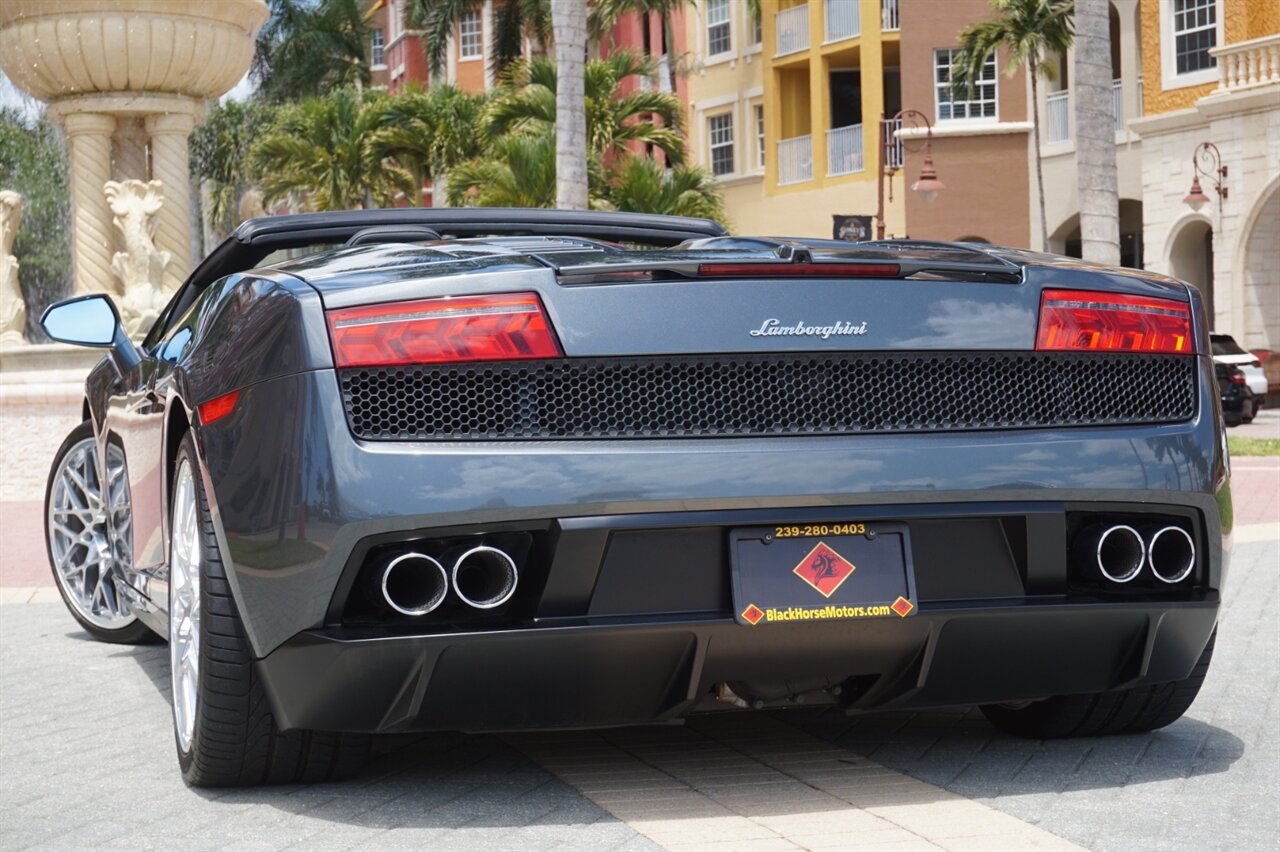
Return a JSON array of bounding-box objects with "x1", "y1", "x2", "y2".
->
[
  {"x1": 252, "y1": 0, "x2": 372, "y2": 102},
  {"x1": 445, "y1": 133, "x2": 564, "y2": 208},
  {"x1": 411, "y1": 0, "x2": 553, "y2": 77},
  {"x1": 251, "y1": 89, "x2": 414, "y2": 211},
  {"x1": 590, "y1": 0, "x2": 694, "y2": 96},
  {"x1": 484, "y1": 51, "x2": 684, "y2": 164},
  {"x1": 191, "y1": 100, "x2": 279, "y2": 236},
  {"x1": 552, "y1": 0, "x2": 590, "y2": 209},
  {"x1": 605, "y1": 156, "x2": 727, "y2": 223},
  {"x1": 367, "y1": 84, "x2": 486, "y2": 206},
  {"x1": 953, "y1": 0, "x2": 1074, "y2": 252},
  {"x1": 1073, "y1": 0, "x2": 1119, "y2": 264}
]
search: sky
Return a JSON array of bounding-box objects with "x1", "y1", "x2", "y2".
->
[{"x1": 0, "y1": 71, "x2": 42, "y2": 121}]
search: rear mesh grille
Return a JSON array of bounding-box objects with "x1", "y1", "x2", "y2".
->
[{"x1": 338, "y1": 352, "x2": 1197, "y2": 441}]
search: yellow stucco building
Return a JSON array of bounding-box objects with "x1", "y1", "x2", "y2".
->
[
  {"x1": 686, "y1": 0, "x2": 906, "y2": 238},
  {"x1": 1130, "y1": 0, "x2": 1279, "y2": 363}
]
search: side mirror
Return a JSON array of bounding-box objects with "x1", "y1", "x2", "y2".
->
[
  {"x1": 41, "y1": 294, "x2": 120, "y2": 347},
  {"x1": 41, "y1": 294, "x2": 141, "y2": 372}
]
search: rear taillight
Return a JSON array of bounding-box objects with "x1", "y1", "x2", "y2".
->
[
  {"x1": 1229, "y1": 369, "x2": 1247, "y2": 385},
  {"x1": 326, "y1": 293, "x2": 562, "y2": 368},
  {"x1": 1036, "y1": 289, "x2": 1195, "y2": 354}
]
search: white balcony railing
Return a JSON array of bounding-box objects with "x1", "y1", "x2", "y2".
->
[
  {"x1": 882, "y1": 0, "x2": 899, "y2": 31},
  {"x1": 1112, "y1": 78, "x2": 1124, "y2": 132},
  {"x1": 826, "y1": 124, "x2": 864, "y2": 175},
  {"x1": 1211, "y1": 34, "x2": 1280, "y2": 93},
  {"x1": 882, "y1": 116, "x2": 903, "y2": 169},
  {"x1": 824, "y1": 0, "x2": 859, "y2": 43},
  {"x1": 776, "y1": 4, "x2": 810, "y2": 56},
  {"x1": 777, "y1": 134, "x2": 814, "y2": 185},
  {"x1": 1046, "y1": 89, "x2": 1070, "y2": 143}
]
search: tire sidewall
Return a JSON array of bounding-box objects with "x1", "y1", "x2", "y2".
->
[{"x1": 170, "y1": 436, "x2": 204, "y2": 779}]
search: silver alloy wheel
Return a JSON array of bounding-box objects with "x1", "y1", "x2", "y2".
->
[
  {"x1": 170, "y1": 458, "x2": 201, "y2": 753},
  {"x1": 47, "y1": 437, "x2": 136, "y2": 629}
]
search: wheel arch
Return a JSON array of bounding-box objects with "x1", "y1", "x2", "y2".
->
[{"x1": 165, "y1": 396, "x2": 193, "y2": 498}]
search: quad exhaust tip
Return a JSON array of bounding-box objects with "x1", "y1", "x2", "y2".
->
[
  {"x1": 1147, "y1": 526, "x2": 1195, "y2": 584},
  {"x1": 381, "y1": 552, "x2": 449, "y2": 616},
  {"x1": 452, "y1": 546, "x2": 519, "y2": 609},
  {"x1": 1096, "y1": 525, "x2": 1145, "y2": 584}
]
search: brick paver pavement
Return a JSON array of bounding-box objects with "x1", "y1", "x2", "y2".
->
[
  {"x1": 786, "y1": 537, "x2": 1280, "y2": 852},
  {"x1": 0, "y1": 601, "x2": 658, "y2": 852}
]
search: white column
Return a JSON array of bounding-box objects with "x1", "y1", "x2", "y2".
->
[
  {"x1": 1115, "y1": 0, "x2": 1140, "y2": 132},
  {"x1": 145, "y1": 110, "x2": 196, "y2": 294},
  {"x1": 62, "y1": 112, "x2": 117, "y2": 296},
  {"x1": 482, "y1": 0, "x2": 495, "y2": 88}
]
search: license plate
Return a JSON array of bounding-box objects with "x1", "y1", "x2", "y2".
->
[{"x1": 730, "y1": 522, "x2": 917, "y2": 626}]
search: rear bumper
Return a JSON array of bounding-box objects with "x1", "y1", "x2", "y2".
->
[
  {"x1": 196, "y1": 364, "x2": 1230, "y2": 661},
  {"x1": 256, "y1": 597, "x2": 1220, "y2": 733}
]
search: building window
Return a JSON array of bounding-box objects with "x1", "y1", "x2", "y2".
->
[
  {"x1": 1172, "y1": 0, "x2": 1216, "y2": 75},
  {"x1": 370, "y1": 28, "x2": 385, "y2": 66},
  {"x1": 707, "y1": 0, "x2": 732, "y2": 57},
  {"x1": 751, "y1": 8, "x2": 763, "y2": 46},
  {"x1": 754, "y1": 104, "x2": 766, "y2": 170},
  {"x1": 708, "y1": 112, "x2": 734, "y2": 176},
  {"x1": 934, "y1": 48, "x2": 997, "y2": 121},
  {"x1": 459, "y1": 9, "x2": 483, "y2": 60}
]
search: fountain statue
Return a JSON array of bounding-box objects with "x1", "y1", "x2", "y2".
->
[
  {"x1": 0, "y1": 1, "x2": 268, "y2": 334},
  {"x1": 106, "y1": 180, "x2": 171, "y2": 337},
  {"x1": 0, "y1": 190, "x2": 25, "y2": 344}
]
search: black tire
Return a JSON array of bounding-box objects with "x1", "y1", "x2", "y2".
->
[
  {"x1": 981, "y1": 629, "x2": 1216, "y2": 738},
  {"x1": 170, "y1": 433, "x2": 369, "y2": 787},
  {"x1": 44, "y1": 421, "x2": 154, "y2": 644}
]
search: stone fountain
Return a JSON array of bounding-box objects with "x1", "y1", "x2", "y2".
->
[{"x1": 0, "y1": 0, "x2": 267, "y2": 399}]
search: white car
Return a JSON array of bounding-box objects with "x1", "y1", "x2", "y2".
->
[{"x1": 1211, "y1": 334, "x2": 1268, "y2": 403}]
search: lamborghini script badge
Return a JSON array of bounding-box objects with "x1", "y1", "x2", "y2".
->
[
  {"x1": 750, "y1": 318, "x2": 868, "y2": 339},
  {"x1": 792, "y1": 541, "x2": 856, "y2": 598}
]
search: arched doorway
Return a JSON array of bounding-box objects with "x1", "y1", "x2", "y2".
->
[
  {"x1": 1051, "y1": 199, "x2": 1144, "y2": 267},
  {"x1": 1239, "y1": 179, "x2": 1280, "y2": 352},
  {"x1": 1168, "y1": 218, "x2": 1215, "y2": 327}
]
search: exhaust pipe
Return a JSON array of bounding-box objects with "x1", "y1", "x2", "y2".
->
[
  {"x1": 380, "y1": 552, "x2": 449, "y2": 616},
  {"x1": 451, "y1": 546, "x2": 518, "y2": 609},
  {"x1": 1095, "y1": 525, "x2": 1145, "y2": 583},
  {"x1": 1147, "y1": 526, "x2": 1195, "y2": 583}
]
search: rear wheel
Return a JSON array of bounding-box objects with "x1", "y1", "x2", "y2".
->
[
  {"x1": 981, "y1": 629, "x2": 1215, "y2": 738},
  {"x1": 169, "y1": 434, "x2": 368, "y2": 786},
  {"x1": 45, "y1": 421, "x2": 152, "y2": 644}
]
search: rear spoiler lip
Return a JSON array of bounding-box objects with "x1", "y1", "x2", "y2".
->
[{"x1": 553, "y1": 258, "x2": 1027, "y2": 284}]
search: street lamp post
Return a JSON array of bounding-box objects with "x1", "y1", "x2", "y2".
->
[
  {"x1": 1183, "y1": 142, "x2": 1228, "y2": 213},
  {"x1": 874, "y1": 109, "x2": 945, "y2": 240}
]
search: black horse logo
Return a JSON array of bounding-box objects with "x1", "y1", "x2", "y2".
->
[{"x1": 811, "y1": 551, "x2": 838, "y2": 585}]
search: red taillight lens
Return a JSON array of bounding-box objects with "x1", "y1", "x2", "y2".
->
[
  {"x1": 1036, "y1": 289, "x2": 1195, "y2": 354},
  {"x1": 326, "y1": 293, "x2": 562, "y2": 368},
  {"x1": 1229, "y1": 369, "x2": 1247, "y2": 385},
  {"x1": 697, "y1": 262, "x2": 901, "y2": 278},
  {"x1": 198, "y1": 390, "x2": 240, "y2": 425}
]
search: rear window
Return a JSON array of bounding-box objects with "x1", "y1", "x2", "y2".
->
[{"x1": 1211, "y1": 335, "x2": 1248, "y2": 356}]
